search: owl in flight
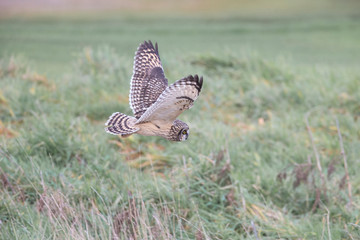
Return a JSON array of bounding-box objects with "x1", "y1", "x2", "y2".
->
[{"x1": 105, "y1": 41, "x2": 203, "y2": 141}]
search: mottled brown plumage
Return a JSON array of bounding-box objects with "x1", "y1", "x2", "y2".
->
[
  {"x1": 105, "y1": 40, "x2": 203, "y2": 141},
  {"x1": 130, "y1": 41, "x2": 167, "y2": 118}
]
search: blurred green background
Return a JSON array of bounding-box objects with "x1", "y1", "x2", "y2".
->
[
  {"x1": 1, "y1": 0, "x2": 360, "y2": 76},
  {"x1": 1, "y1": 1, "x2": 360, "y2": 239}
]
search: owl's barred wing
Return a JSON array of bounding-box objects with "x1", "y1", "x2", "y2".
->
[
  {"x1": 129, "y1": 41, "x2": 168, "y2": 119},
  {"x1": 136, "y1": 75, "x2": 203, "y2": 123}
]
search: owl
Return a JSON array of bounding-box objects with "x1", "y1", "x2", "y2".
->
[{"x1": 105, "y1": 40, "x2": 203, "y2": 141}]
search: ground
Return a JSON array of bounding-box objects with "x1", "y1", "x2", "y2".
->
[{"x1": 0, "y1": 4, "x2": 360, "y2": 239}]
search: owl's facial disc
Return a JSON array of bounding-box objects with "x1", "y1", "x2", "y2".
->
[{"x1": 179, "y1": 129, "x2": 189, "y2": 141}]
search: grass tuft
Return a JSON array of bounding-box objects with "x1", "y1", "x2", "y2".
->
[{"x1": 1, "y1": 29, "x2": 360, "y2": 239}]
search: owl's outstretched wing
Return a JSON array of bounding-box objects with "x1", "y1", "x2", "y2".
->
[
  {"x1": 129, "y1": 41, "x2": 168, "y2": 119},
  {"x1": 136, "y1": 75, "x2": 203, "y2": 124}
]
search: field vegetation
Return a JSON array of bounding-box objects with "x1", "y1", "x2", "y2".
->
[{"x1": 1, "y1": 9, "x2": 360, "y2": 239}]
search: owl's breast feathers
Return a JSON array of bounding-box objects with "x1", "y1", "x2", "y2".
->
[{"x1": 135, "y1": 120, "x2": 173, "y2": 138}]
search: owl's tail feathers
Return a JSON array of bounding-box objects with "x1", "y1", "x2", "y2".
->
[{"x1": 104, "y1": 112, "x2": 139, "y2": 136}]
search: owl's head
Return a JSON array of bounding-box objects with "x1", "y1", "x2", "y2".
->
[{"x1": 168, "y1": 120, "x2": 189, "y2": 141}]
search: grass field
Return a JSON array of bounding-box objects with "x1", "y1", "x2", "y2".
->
[
  {"x1": 1, "y1": 11, "x2": 360, "y2": 239},
  {"x1": 1, "y1": 16, "x2": 360, "y2": 76}
]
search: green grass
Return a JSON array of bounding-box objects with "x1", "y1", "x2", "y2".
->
[
  {"x1": 1, "y1": 15, "x2": 360, "y2": 239},
  {"x1": 1, "y1": 16, "x2": 360, "y2": 77}
]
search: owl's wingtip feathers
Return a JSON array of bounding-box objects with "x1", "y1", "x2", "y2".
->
[
  {"x1": 194, "y1": 75, "x2": 203, "y2": 92},
  {"x1": 140, "y1": 40, "x2": 159, "y2": 56},
  {"x1": 187, "y1": 74, "x2": 204, "y2": 93}
]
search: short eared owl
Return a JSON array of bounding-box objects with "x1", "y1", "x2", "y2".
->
[{"x1": 105, "y1": 41, "x2": 203, "y2": 141}]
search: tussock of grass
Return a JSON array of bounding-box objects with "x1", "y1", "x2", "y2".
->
[{"x1": 1, "y1": 45, "x2": 359, "y2": 239}]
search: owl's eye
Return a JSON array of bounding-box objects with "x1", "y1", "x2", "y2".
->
[{"x1": 177, "y1": 128, "x2": 189, "y2": 141}]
